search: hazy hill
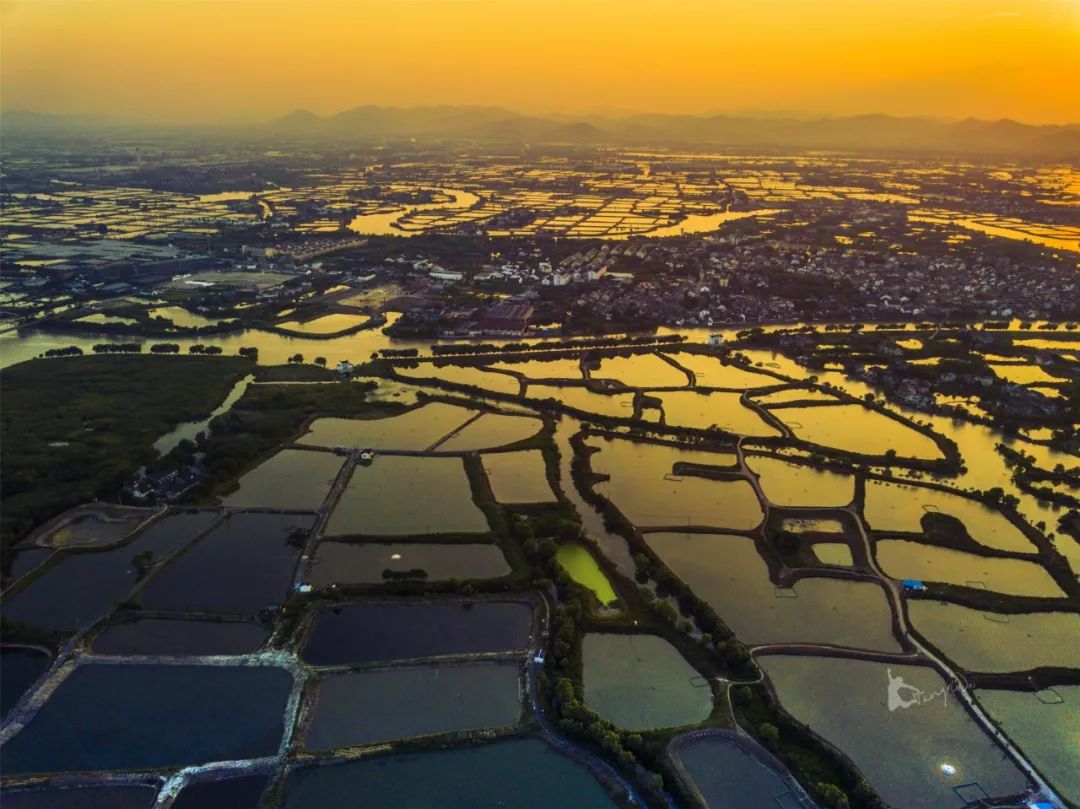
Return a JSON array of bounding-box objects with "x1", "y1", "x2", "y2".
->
[{"x1": 4, "y1": 105, "x2": 1078, "y2": 157}]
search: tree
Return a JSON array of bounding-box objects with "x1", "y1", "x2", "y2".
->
[
  {"x1": 314, "y1": 356, "x2": 327, "y2": 366},
  {"x1": 759, "y1": 722, "x2": 780, "y2": 748}
]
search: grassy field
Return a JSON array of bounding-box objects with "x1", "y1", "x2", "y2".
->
[{"x1": 1, "y1": 355, "x2": 253, "y2": 558}]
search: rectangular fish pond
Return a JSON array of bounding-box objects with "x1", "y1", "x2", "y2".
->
[
  {"x1": 280, "y1": 737, "x2": 618, "y2": 809},
  {"x1": 303, "y1": 662, "x2": 522, "y2": 749},
  {"x1": 307, "y1": 541, "x2": 509, "y2": 587},
  {"x1": 1, "y1": 663, "x2": 292, "y2": 774},
  {"x1": 138, "y1": 512, "x2": 314, "y2": 614},
  {"x1": 301, "y1": 601, "x2": 533, "y2": 666}
]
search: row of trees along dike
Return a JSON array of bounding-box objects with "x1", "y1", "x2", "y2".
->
[{"x1": 43, "y1": 344, "x2": 261, "y2": 358}]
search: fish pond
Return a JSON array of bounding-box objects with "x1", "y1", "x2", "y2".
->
[
  {"x1": 395, "y1": 364, "x2": 521, "y2": 396},
  {"x1": 222, "y1": 449, "x2": 343, "y2": 511},
  {"x1": 280, "y1": 737, "x2": 617, "y2": 809},
  {"x1": 525, "y1": 384, "x2": 635, "y2": 417},
  {"x1": 481, "y1": 449, "x2": 556, "y2": 503},
  {"x1": 761, "y1": 656, "x2": 1028, "y2": 809},
  {"x1": 1, "y1": 663, "x2": 292, "y2": 773},
  {"x1": 583, "y1": 633, "x2": 712, "y2": 731},
  {"x1": 1, "y1": 646, "x2": 51, "y2": 718},
  {"x1": 588, "y1": 437, "x2": 760, "y2": 530},
  {"x1": 652, "y1": 390, "x2": 781, "y2": 436},
  {"x1": 304, "y1": 663, "x2": 521, "y2": 749},
  {"x1": 170, "y1": 775, "x2": 269, "y2": 809},
  {"x1": 907, "y1": 600, "x2": 1080, "y2": 672},
  {"x1": 673, "y1": 732, "x2": 802, "y2": 809},
  {"x1": 773, "y1": 403, "x2": 943, "y2": 458},
  {"x1": 1, "y1": 785, "x2": 158, "y2": 809},
  {"x1": 301, "y1": 601, "x2": 532, "y2": 665},
  {"x1": 1, "y1": 511, "x2": 217, "y2": 631},
  {"x1": 875, "y1": 539, "x2": 1064, "y2": 597},
  {"x1": 745, "y1": 455, "x2": 854, "y2": 507},
  {"x1": 645, "y1": 532, "x2": 898, "y2": 650},
  {"x1": 308, "y1": 541, "x2": 509, "y2": 586},
  {"x1": 299, "y1": 402, "x2": 477, "y2": 451},
  {"x1": 977, "y1": 687, "x2": 1080, "y2": 805},
  {"x1": 92, "y1": 617, "x2": 269, "y2": 656},
  {"x1": 556, "y1": 543, "x2": 618, "y2": 605},
  {"x1": 663, "y1": 353, "x2": 780, "y2": 388},
  {"x1": 326, "y1": 456, "x2": 489, "y2": 536},
  {"x1": 139, "y1": 512, "x2": 314, "y2": 614},
  {"x1": 591, "y1": 353, "x2": 690, "y2": 388},
  {"x1": 863, "y1": 480, "x2": 1035, "y2": 553}
]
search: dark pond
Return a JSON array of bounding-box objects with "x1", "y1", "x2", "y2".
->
[
  {"x1": 1, "y1": 646, "x2": 51, "y2": 718},
  {"x1": 92, "y1": 618, "x2": 269, "y2": 656},
  {"x1": 139, "y1": 512, "x2": 314, "y2": 614},
  {"x1": 301, "y1": 601, "x2": 532, "y2": 665},
  {"x1": 308, "y1": 540, "x2": 510, "y2": 586},
  {"x1": 676, "y1": 733, "x2": 798, "y2": 808},
  {"x1": 170, "y1": 774, "x2": 269, "y2": 809},
  {"x1": 1, "y1": 663, "x2": 292, "y2": 773},
  {"x1": 304, "y1": 663, "x2": 521, "y2": 749},
  {"x1": 281, "y1": 737, "x2": 617, "y2": 808},
  {"x1": 1, "y1": 785, "x2": 158, "y2": 809},
  {"x1": 0, "y1": 512, "x2": 218, "y2": 631},
  {"x1": 2, "y1": 547, "x2": 52, "y2": 586}
]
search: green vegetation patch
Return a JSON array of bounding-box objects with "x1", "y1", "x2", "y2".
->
[{"x1": 1, "y1": 355, "x2": 252, "y2": 556}]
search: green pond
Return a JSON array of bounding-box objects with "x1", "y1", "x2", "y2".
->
[
  {"x1": 592, "y1": 353, "x2": 690, "y2": 388},
  {"x1": 761, "y1": 656, "x2": 1028, "y2": 809},
  {"x1": 908, "y1": 600, "x2": 1080, "y2": 672},
  {"x1": 864, "y1": 480, "x2": 1035, "y2": 553},
  {"x1": 223, "y1": 448, "x2": 343, "y2": 511},
  {"x1": 300, "y1": 402, "x2": 478, "y2": 451},
  {"x1": 481, "y1": 449, "x2": 556, "y2": 503},
  {"x1": 556, "y1": 543, "x2": 618, "y2": 604},
  {"x1": 588, "y1": 437, "x2": 760, "y2": 530},
  {"x1": 773, "y1": 403, "x2": 943, "y2": 458},
  {"x1": 977, "y1": 687, "x2": 1080, "y2": 805},
  {"x1": 308, "y1": 541, "x2": 509, "y2": 586},
  {"x1": 583, "y1": 633, "x2": 712, "y2": 731},
  {"x1": 1, "y1": 663, "x2": 292, "y2": 773},
  {"x1": 326, "y1": 456, "x2": 489, "y2": 536},
  {"x1": 645, "y1": 532, "x2": 899, "y2": 650},
  {"x1": 875, "y1": 539, "x2": 1064, "y2": 597},
  {"x1": 745, "y1": 455, "x2": 854, "y2": 507},
  {"x1": 652, "y1": 390, "x2": 781, "y2": 436},
  {"x1": 281, "y1": 737, "x2": 618, "y2": 808},
  {"x1": 304, "y1": 663, "x2": 521, "y2": 749}
]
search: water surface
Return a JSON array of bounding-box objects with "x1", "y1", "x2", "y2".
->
[{"x1": 305, "y1": 663, "x2": 521, "y2": 749}]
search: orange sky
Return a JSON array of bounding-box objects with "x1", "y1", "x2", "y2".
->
[{"x1": 2, "y1": 0, "x2": 1078, "y2": 125}]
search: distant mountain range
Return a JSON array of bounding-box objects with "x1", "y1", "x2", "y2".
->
[{"x1": 5, "y1": 106, "x2": 1079, "y2": 157}]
